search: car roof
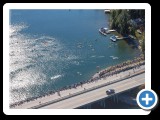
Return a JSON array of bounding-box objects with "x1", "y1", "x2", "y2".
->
[{"x1": 108, "y1": 89, "x2": 114, "y2": 91}]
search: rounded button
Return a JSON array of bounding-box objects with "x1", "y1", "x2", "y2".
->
[{"x1": 136, "y1": 89, "x2": 158, "y2": 110}]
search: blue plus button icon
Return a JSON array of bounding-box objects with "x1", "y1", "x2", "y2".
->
[{"x1": 137, "y1": 89, "x2": 158, "y2": 110}]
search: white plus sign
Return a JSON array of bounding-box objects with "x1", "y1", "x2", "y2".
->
[{"x1": 142, "y1": 93, "x2": 153, "y2": 105}]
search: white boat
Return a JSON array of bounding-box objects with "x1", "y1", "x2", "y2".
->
[
  {"x1": 104, "y1": 9, "x2": 111, "y2": 13},
  {"x1": 110, "y1": 35, "x2": 117, "y2": 42},
  {"x1": 99, "y1": 27, "x2": 110, "y2": 36}
]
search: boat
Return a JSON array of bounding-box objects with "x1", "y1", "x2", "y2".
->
[
  {"x1": 99, "y1": 27, "x2": 110, "y2": 36},
  {"x1": 110, "y1": 35, "x2": 117, "y2": 42},
  {"x1": 104, "y1": 9, "x2": 111, "y2": 13}
]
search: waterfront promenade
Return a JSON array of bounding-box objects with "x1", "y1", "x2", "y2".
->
[{"x1": 11, "y1": 57, "x2": 145, "y2": 109}]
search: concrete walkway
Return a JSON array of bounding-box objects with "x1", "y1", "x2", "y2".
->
[{"x1": 13, "y1": 65, "x2": 145, "y2": 109}]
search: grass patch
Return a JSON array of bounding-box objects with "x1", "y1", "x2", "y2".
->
[{"x1": 135, "y1": 30, "x2": 144, "y2": 41}]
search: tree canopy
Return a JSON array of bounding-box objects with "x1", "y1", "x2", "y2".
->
[
  {"x1": 110, "y1": 9, "x2": 145, "y2": 54},
  {"x1": 110, "y1": 10, "x2": 145, "y2": 35}
]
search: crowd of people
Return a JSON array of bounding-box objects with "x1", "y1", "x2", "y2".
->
[
  {"x1": 10, "y1": 56, "x2": 145, "y2": 108},
  {"x1": 98, "y1": 56, "x2": 144, "y2": 78}
]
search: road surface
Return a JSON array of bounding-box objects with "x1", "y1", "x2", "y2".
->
[{"x1": 40, "y1": 72, "x2": 144, "y2": 109}]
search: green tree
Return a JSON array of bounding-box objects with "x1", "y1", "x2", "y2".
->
[{"x1": 110, "y1": 9, "x2": 145, "y2": 55}]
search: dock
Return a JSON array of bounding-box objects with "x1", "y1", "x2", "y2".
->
[
  {"x1": 110, "y1": 35, "x2": 129, "y2": 42},
  {"x1": 116, "y1": 36, "x2": 129, "y2": 40},
  {"x1": 108, "y1": 29, "x2": 116, "y2": 32}
]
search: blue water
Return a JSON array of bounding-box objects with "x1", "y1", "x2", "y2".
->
[{"x1": 9, "y1": 10, "x2": 140, "y2": 104}]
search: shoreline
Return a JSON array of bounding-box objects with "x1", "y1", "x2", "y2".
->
[
  {"x1": 11, "y1": 56, "x2": 145, "y2": 109},
  {"x1": 109, "y1": 10, "x2": 145, "y2": 54}
]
